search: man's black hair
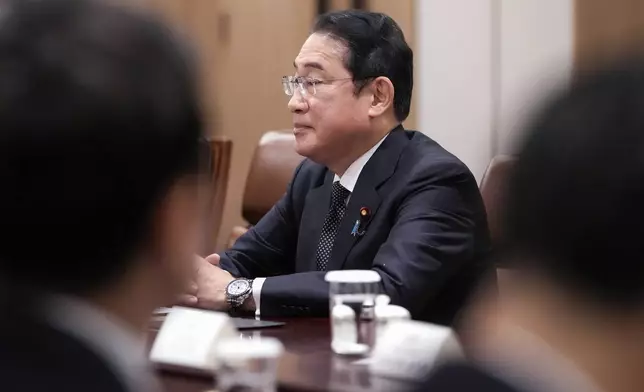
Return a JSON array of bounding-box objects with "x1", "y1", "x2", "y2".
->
[{"x1": 313, "y1": 10, "x2": 413, "y2": 122}]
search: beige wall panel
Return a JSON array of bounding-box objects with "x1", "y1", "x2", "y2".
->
[
  {"x1": 330, "y1": 0, "x2": 352, "y2": 9},
  {"x1": 212, "y1": 0, "x2": 316, "y2": 249},
  {"x1": 575, "y1": 0, "x2": 644, "y2": 73},
  {"x1": 136, "y1": 0, "x2": 315, "y2": 250}
]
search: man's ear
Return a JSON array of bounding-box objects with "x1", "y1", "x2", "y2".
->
[{"x1": 367, "y1": 76, "x2": 395, "y2": 118}]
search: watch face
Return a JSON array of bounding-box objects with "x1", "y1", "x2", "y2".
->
[{"x1": 228, "y1": 279, "x2": 250, "y2": 296}]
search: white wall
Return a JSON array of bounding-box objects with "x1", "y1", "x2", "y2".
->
[
  {"x1": 416, "y1": 0, "x2": 494, "y2": 181},
  {"x1": 497, "y1": 0, "x2": 574, "y2": 154},
  {"x1": 416, "y1": 0, "x2": 573, "y2": 181}
]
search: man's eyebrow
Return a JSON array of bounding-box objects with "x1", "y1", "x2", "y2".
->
[{"x1": 293, "y1": 61, "x2": 325, "y2": 71}]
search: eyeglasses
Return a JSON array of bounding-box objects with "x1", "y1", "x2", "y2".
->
[{"x1": 281, "y1": 75, "x2": 353, "y2": 97}]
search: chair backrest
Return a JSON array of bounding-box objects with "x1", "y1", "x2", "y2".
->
[
  {"x1": 242, "y1": 131, "x2": 305, "y2": 225},
  {"x1": 479, "y1": 155, "x2": 517, "y2": 244},
  {"x1": 201, "y1": 137, "x2": 233, "y2": 254}
]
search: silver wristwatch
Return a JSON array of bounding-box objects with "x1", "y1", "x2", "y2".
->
[{"x1": 225, "y1": 278, "x2": 253, "y2": 309}]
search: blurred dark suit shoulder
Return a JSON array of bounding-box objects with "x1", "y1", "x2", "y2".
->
[
  {"x1": 418, "y1": 363, "x2": 523, "y2": 392},
  {"x1": 0, "y1": 305, "x2": 127, "y2": 392}
]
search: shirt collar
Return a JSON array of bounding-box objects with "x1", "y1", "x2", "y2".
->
[
  {"x1": 333, "y1": 132, "x2": 389, "y2": 192},
  {"x1": 43, "y1": 295, "x2": 159, "y2": 392}
]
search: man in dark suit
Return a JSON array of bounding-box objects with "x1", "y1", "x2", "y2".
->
[
  {"x1": 418, "y1": 58, "x2": 644, "y2": 392},
  {"x1": 0, "y1": 1, "x2": 204, "y2": 391},
  {"x1": 183, "y1": 10, "x2": 491, "y2": 324}
]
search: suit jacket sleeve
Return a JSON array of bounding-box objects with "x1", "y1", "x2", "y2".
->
[
  {"x1": 218, "y1": 162, "x2": 304, "y2": 278},
  {"x1": 372, "y1": 163, "x2": 481, "y2": 318},
  {"x1": 259, "y1": 161, "x2": 482, "y2": 318}
]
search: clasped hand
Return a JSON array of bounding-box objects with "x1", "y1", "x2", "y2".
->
[{"x1": 178, "y1": 254, "x2": 234, "y2": 311}]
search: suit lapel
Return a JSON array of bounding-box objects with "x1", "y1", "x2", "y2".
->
[
  {"x1": 297, "y1": 171, "x2": 334, "y2": 272},
  {"x1": 328, "y1": 186, "x2": 381, "y2": 271},
  {"x1": 326, "y1": 126, "x2": 409, "y2": 271}
]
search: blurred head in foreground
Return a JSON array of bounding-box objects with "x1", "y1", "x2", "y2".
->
[
  {"x1": 457, "y1": 57, "x2": 644, "y2": 392},
  {"x1": 0, "y1": 0, "x2": 203, "y2": 321},
  {"x1": 504, "y1": 57, "x2": 644, "y2": 315}
]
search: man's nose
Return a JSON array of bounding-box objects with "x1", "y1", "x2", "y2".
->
[{"x1": 287, "y1": 90, "x2": 308, "y2": 113}]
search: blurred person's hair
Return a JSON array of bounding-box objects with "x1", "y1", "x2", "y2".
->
[
  {"x1": 504, "y1": 55, "x2": 644, "y2": 309},
  {"x1": 312, "y1": 10, "x2": 413, "y2": 122},
  {"x1": 0, "y1": 0, "x2": 203, "y2": 294}
]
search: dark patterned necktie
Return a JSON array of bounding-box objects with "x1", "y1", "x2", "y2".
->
[{"x1": 315, "y1": 181, "x2": 351, "y2": 271}]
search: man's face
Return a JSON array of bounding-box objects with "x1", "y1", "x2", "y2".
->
[{"x1": 288, "y1": 33, "x2": 373, "y2": 166}]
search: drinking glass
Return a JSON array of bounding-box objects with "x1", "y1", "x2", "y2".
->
[
  {"x1": 325, "y1": 270, "x2": 382, "y2": 355},
  {"x1": 214, "y1": 337, "x2": 284, "y2": 392}
]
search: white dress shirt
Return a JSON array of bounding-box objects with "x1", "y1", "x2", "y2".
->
[
  {"x1": 44, "y1": 295, "x2": 160, "y2": 392},
  {"x1": 252, "y1": 133, "x2": 389, "y2": 317}
]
